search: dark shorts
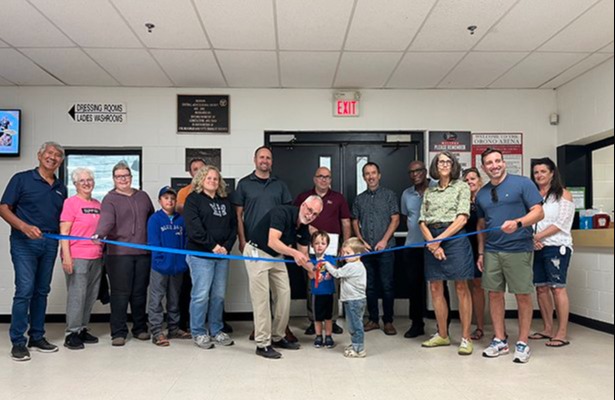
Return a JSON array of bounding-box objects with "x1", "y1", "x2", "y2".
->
[
  {"x1": 424, "y1": 226, "x2": 474, "y2": 281},
  {"x1": 533, "y1": 246, "x2": 572, "y2": 288},
  {"x1": 313, "y1": 294, "x2": 334, "y2": 321}
]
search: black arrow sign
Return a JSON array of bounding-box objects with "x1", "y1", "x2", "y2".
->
[{"x1": 68, "y1": 105, "x2": 75, "y2": 120}]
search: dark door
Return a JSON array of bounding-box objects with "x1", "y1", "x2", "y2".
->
[
  {"x1": 271, "y1": 144, "x2": 342, "y2": 199},
  {"x1": 267, "y1": 132, "x2": 424, "y2": 301}
]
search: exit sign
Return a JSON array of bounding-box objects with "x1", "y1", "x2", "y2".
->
[{"x1": 333, "y1": 91, "x2": 360, "y2": 117}]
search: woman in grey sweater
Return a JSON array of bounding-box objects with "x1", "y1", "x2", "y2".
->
[{"x1": 95, "y1": 161, "x2": 154, "y2": 346}]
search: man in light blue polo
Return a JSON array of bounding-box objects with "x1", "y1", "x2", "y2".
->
[
  {"x1": 0, "y1": 142, "x2": 67, "y2": 361},
  {"x1": 476, "y1": 148, "x2": 544, "y2": 364}
]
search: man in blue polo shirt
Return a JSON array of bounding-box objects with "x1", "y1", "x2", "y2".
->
[
  {"x1": 0, "y1": 141, "x2": 67, "y2": 362},
  {"x1": 475, "y1": 148, "x2": 543, "y2": 364}
]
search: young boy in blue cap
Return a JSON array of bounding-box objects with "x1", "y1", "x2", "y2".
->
[{"x1": 147, "y1": 186, "x2": 191, "y2": 346}]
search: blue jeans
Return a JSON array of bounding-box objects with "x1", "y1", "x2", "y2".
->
[
  {"x1": 9, "y1": 236, "x2": 58, "y2": 345},
  {"x1": 344, "y1": 299, "x2": 366, "y2": 352},
  {"x1": 187, "y1": 255, "x2": 229, "y2": 337},
  {"x1": 363, "y1": 251, "x2": 395, "y2": 323}
]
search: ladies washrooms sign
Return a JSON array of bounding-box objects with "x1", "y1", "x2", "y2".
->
[{"x1": 68, "y1": 103, "x2": 126, "y2": 123}]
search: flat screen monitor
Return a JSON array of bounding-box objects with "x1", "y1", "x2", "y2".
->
[{"x1": 0, "y1": 109, "x2": 21, "y2": 157}]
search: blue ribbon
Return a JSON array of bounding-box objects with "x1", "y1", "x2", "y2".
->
[{"x1": 44, "y1": 226, "x2": 500, "y2": 265}]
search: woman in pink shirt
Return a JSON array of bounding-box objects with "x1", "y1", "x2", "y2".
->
[{"x1": 59, "y1": 168, "x2": 103, "y2": 350}]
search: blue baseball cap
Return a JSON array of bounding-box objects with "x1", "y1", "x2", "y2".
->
[{"x1": 158, "y1": 186, "x2": 177, "y2": 199}]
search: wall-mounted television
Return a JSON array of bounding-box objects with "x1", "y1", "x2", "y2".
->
[{"x1": 0, "y1": 109, "x2": 21, "y2": 157}]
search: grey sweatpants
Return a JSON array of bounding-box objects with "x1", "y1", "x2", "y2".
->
[
  {"x1": 148, "y1": 269, "x2": 184, "y2": 336},
  {"x1": 65, "y1": 258, "x2": 103, "y2": 333}
]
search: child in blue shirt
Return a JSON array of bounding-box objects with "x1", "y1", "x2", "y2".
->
[
  {"x1": 310, "y1": 231, "x2": 336, "y2": 349},
  {"x1": 147, "y1": 186, "x2": 190, "y2": 346}
]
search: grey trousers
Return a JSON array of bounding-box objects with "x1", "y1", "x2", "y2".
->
[
  {"x1": 65, "y1": 258, "x2": 103, "y2": 333},
  {"x1": 148, "y1": 269, "x2": 184, "y2": 336}
]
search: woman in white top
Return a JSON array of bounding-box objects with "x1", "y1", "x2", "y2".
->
[{"x1": 530, "y1": 158, "x2": 575, "y2": 347}]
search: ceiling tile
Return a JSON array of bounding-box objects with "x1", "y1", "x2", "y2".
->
[
  {"x1": 598, "y1": 42, "x2": 614, "y2": 53},
  {"x1": 279, "y1": 52, "x2": 339, "y2": 87},
  {"x1": 439, "y1": 52, "x2": 528, "y2": 88},
  {"x1": 216, "y1": 51, "x2": 278, "y2": 87},
  {"x1": 195, "y1": 0, "x2": 276, "y2": 50},
  {"x1": 0, "y1": 0, "x2": 73, "y2": 47},
  {"x1": 151, "y1": 50, "x2": 226, "y2": 87},
  {"x1": 0, "y1": 49, "x2": 63, "y2": 85},
  {"x1": 111, "y1": 0, "x2": 209, "y2": 49},
  {"x1": 20, "y1": 48, "x2": 117, "y2": 86},
  {"x1": 0, "y1": 75, "x2": 15, "y2": 85},
  {"x1": 277, "y1": 0, "x2": 354, "y2": 50},
  {"x1": 539, "y1": 0, "x2": 614, "y2": 52},
  {"x1": 335, "y1": 52, "x2": 401, "y2": 88},
  {"x1": 490, "y1": 52, "x2": 587, "y2": 88},
  {"x1": 387, "y1": 52, "x2": 465, "y2": 88},
  {"x1": 541, "y1": 53, "x2": 613, "y2": 88},
  {"x1": 29, "y1": 0, "x2": 141, "y2": 48},
  {"x1": 345, "y1": 0, "x2": 436, "y2": 51},
  {"x1": 476, "y1": 0, "x2": 597, "y2": 51},
  {"x1": 411, "y1": 0, "x2": 516, "y2": 51},
  {"x1": 0, "y1": 39, "x2": 9, "y2": 48},
  {"x1": 84, "y1": 49, "x2": 172, "y2": 86}
]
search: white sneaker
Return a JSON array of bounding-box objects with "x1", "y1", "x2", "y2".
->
[
  {"x1": 214, "y1": 332, "x2": 234, "y2": 346},
  {"x1": 513, "y1": 341, "x2": 531, "y2": 363},
  {"x1": 194, "y1": 335, "x2": 214, "y2": 349},
  {"x1": 482, "y1": 338, "x2": 509, "y2": 358},
  {"x1": 343, "y1": 347, "x2": 366, "y2": 358}
]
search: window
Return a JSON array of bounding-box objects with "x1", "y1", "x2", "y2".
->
[{"x1": 61, "y1": 148, "x2": 142, "y2": 199}]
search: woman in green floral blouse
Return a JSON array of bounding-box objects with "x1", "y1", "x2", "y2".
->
[{"x1": 418, "y1": 151, "x2": 475, "y2": 356}]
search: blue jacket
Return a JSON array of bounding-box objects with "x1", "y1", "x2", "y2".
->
[{"x1": 147, "y1": 210, "x2": 188, "y2": 275}]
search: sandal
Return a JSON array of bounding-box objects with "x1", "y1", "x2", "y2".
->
[
  {"x1": 529, "y1": 332, "x2": 551, "y2": 340},
  {"x1": 152, "y1": 334, "x2": 170, "y2": 347},
  {"x1": 168, "y1": 329, "x2": 192, "y2": 339},
  {"x1": 470, "y1": 328, "x2": 484, "y2": 341}
]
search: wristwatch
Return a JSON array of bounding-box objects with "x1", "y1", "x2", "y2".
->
[{"x1": 516, "y1": 220, "x2": 523, "y2": 229}]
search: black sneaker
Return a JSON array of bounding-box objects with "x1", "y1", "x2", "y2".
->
[
  {"x1": 404, "y1": 324, "x2": 425, "y2": 339},
  {"x1": 64, "y1": 333, "x2": 85, "y2": 350},
  {"x1": 324, "y1": 335, "x2": 335, "y2": 348},
  {"x1": 313, "y1": 335, "x2": 323, "y2": 348},
  {"x1": 79, "y1": 329, "x2": 99, "y2": 344},
  {"x1": 222, "y1": 321, "x2": 234, "y2": 334},
  {"x1": 255, "y1": 346, "x2": 282, "y2": 359},
  {"x1": 272, "y1": 338, "x2": 301, "y2": 350},
  {"x1": 11, "y1": 345, "x2": 31, "y2": 361},
  {"x1": 27, "y1": 337, "x2": 59, "y2": 353},
  {"x1": 304, "y1": 322, "x2": 316, "y2": 335},
  {"x1": 332, "y1": 322, "x2": 344, "y2": 334}
]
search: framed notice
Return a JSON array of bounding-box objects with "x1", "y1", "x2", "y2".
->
[
  {"x1": 428, "y1": 131, "x2": 472, "y2": 169},
  {"x1": 177, "y1": 95, "x2": 229, "y2": 134},
  {"x1": 472, "y1": 133, "x2": 523, "y2": 175}
]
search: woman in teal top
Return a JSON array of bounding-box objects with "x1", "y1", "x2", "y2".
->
[{"x1": 419, "y1": 151, "x2": 474, "y2": 356}]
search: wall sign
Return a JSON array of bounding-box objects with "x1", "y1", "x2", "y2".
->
[
  {"x1": 472, "y1": 132, "x2": 524, "y2": 175},
  {"x1": 68, "y1": 103, "x2": 126, "y2": 124},
  {"x1": 428, "y1": 131, "x2": 472, "y2": 169},
  {"x1": 177, "y1": 95, "x2": 229, "y2": 134}
]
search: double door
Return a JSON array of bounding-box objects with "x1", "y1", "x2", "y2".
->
[{"x1": 267, "y1": 131, "x2": 424, "y2": 299}]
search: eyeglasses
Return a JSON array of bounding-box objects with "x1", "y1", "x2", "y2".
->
[
  {"x1": 77, "y1": 179, "x2": 94, "y2": 185},
  {"x1": 113, "y1": 174, "x2": 132, "y2": 181},
  {"x1": 408, "y1": 168, "x2": 426, "y2": 175},
  {"x1": 437, "y1": 159, "x2": 453, "y2": 166},
  {"x1": 491, "y1": 187, "x2": 498, "y2": 203},
  {"x1": 314, "y1": 175, "x2": 331, "y2": 180}
]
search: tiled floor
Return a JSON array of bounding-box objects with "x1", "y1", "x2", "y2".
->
[{"x1": 1, "y1": 319, "x2": 613, "y2": 400}]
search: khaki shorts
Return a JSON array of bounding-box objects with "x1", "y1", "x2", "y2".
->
[{"x1": 481, "y1": 252, "x2": 534, "y2": 294}]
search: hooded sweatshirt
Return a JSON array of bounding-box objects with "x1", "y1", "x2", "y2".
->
[
  {"x1": 184, "y1": 191, "x2": 237, "y2": 256},
  {"x1": 147, "y1": 209, "x2": 187, "y2": 275},
  {"x1": 95, "y1": 189, "x2": 154, "y2": 256}
]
